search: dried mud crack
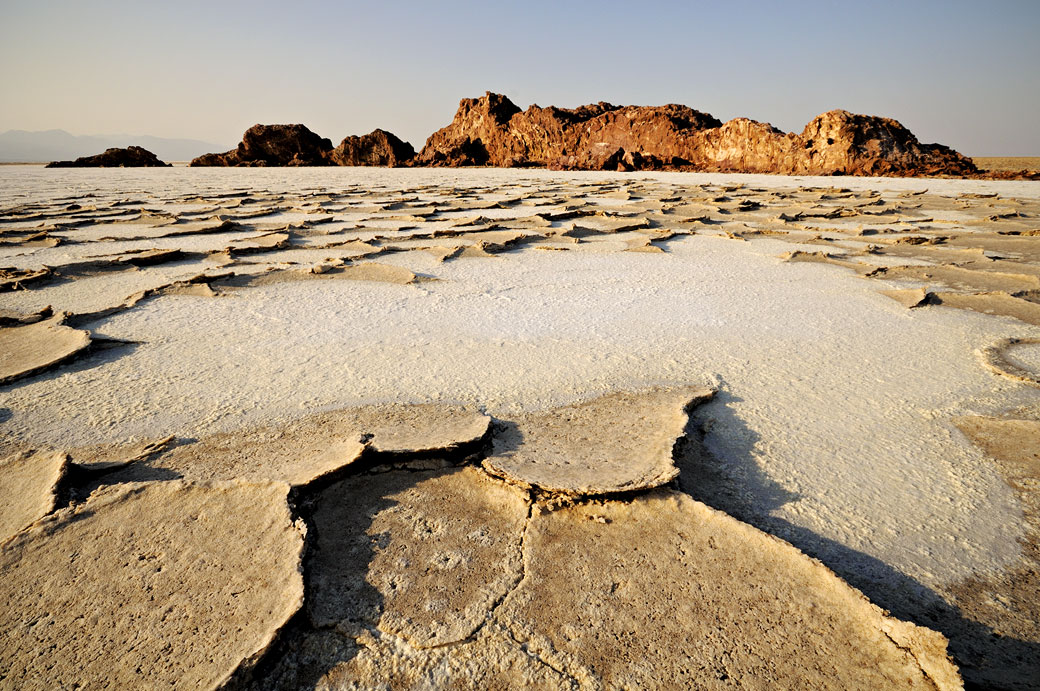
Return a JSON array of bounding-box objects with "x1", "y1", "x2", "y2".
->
[
  {"x1": 978, "y1": 337, "x2": 1040, "y2": 388},
  {"x1": 218, "y1": 393, "x2": 964, "y2": 689},
  {"x1": 7, "y1": 169, "x2": 1040, "y2": 688},
  {"x1": 0, "y1": 372, "x2": 969, "y2": 689}
]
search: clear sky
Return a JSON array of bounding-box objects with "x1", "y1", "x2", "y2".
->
[{"x1": 2, "y1": 0, "x2": 1038, "y2": 155}]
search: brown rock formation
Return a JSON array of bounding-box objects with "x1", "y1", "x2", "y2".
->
[
  {"x1": 797, "y1": 110, "x2": 977, "y2": 176},
  {"x1": 417, "y1": 92, "x2": 978, "y2": 177},
  {"x1": 190, "y1": 124, "x2": 334, "y2": 167},
  {"x1": 417, "y1": 93, "x2": 721, "y2": 169},
  {"x1": 330, "y1": 129, "x2": 415, "y2": 167},
  {"x1": 46, "y1": 146, "x2": 170, "y2": 168},
  {"x1": 192, "y1": 125, "x2": 415, "y2": 168}
]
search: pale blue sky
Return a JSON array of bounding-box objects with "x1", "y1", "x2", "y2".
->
[{"x1": 1, "y1": 0, "x2": 1037, "y2": 154}]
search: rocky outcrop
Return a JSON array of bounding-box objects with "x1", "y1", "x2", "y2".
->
[
  {"x1": 46, "y1": 146, "x2": 170, "y2": 168},
  {"x1": 330, "y1": 129, "x2": 415, "y2": 167},
  {"x1": 175, "y1": 94, "x2": 977, "y2": 176},
  {"x1": 190, "y1": 124, "x2": 334, "y2": 167},
  {"x1": 417, "y1": 93, "x2": 722, "y2": 169},
  {"x1": 796, "y1": 110, "x2": 976, "y2": 177},
  {"x1": 417, "y1": 92, "x2": 978, "y2": 177},
  {"x1": 192, "y1": 125, "x2": 415, "y2": 167},
  {"x1": 416, "y1": 92, "x2": 521, "y2": 166}
]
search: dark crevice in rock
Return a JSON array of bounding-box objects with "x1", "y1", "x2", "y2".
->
[
  {"x1": 285, "y1": 423, "x2": 495, "y2": 508},
  {"x1": 54, "y1": 436, "x2": 180, "y2": 511},
  {"x1": 495, "y1": 625, "x2": 582, "y2": 689}
]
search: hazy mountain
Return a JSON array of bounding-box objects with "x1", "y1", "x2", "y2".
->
[{"x1": 0, "y1": 129, "x2": 229, "y2": 163}]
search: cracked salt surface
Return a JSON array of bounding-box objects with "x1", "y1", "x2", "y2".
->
[
  {"x1": 1003, "y1": 340, "x2": 1040, "y2": 376},
  {"x1": 2, "y1": 233, "x2": 1029, "y2": 591},
  {"x1": 1, "y1": 167, "x2": 1036, "y2": 599}
]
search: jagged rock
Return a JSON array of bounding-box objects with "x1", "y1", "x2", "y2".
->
[
  {"x1": 190, "y1": 151, "x2": 232, "y2": 166},
  {"x1": 190, "y1": 124, "x2": 334, "y2": 167},
  {"x1": 690, "y1": 117, "x2": 802, "y2": 173},
  {"x1": 798, "y1": 110, "x2": 977, "y2": 177},
  {"x1": 330, "y1": 129, "x2": 415, "y2": 167},
  {"x1": 418, "y1": 93, "x2": 720, "y2": 170},
  {"x1": 192, "y1": 124, "x2": 415, "y2": 168},
  {"x1": 0, "y1": 481, "x2": 306, "y2": 688},
  {"x1": 417, "y1": 92, "x2": 978, "y2": 177},
  {"x1": 416, "y1": 92, "x2": 520, "y2": 167},
  {"x1": 45, "y1": 146, "x2": 170, "y2": 168}
]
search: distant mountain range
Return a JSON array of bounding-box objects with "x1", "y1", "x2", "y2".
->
[{"x1": 0, "y1": 129, "x2": 229, "y2": 163}]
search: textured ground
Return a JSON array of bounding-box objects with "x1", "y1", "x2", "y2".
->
[
  {"x1": 2, "y1": 166, "x2": 1039, "y2": 688},
  {"x1": 973, "y1": 157, "x2": 1040, "y2": 173}
]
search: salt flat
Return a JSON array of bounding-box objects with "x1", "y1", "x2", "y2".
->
[{"x1": 1, "y1": 166, "x2": 1038, "y2": 689}]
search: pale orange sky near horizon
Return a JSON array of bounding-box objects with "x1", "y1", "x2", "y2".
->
[{"x1": 1, "y1": 0, "x2": 1038, "y2": 155}]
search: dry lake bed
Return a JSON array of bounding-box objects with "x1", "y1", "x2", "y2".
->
[{"x1": 1, "y1": 166, "x2": 1039, "y2": 689}]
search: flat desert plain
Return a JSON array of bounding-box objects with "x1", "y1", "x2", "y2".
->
[
  {"x1": 972, "y1": 157, "x2": 1040, "y2": 173},
  {"x1": 1, "y1": 166, "x2": 1038, "y2": 689}
]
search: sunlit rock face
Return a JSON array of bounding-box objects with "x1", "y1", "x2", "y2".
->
[{"x1": 417, "y1": 91, "x2": 978, "y2": 176}]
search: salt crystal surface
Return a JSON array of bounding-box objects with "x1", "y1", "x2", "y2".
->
[{"x1": 2, "y1": 165, "x2": 1038, "y2": 596}]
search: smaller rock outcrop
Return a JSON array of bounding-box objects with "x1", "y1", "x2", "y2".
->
[
  {"x1": 190, "y1": 124, "x2": 334, "y2": 167},
  {"x1": 330, "y1": 129, "x2": 415, "y2": 167},
  {"x1": 192, "y1": 125, "x2": 415, "y2": 167},
  {"x1": 797, "y1": 110, "x2": 978, "y2": 177},
  {"x1": 46, "y1": 146, "x2": 170, "y2": 168}
]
